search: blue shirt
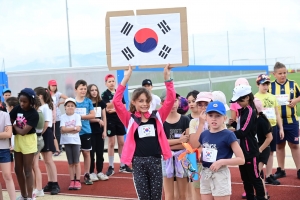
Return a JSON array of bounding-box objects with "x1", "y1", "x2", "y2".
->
[
  {"x1": 76, "y1": 97, "x2": 94, "y2": 135},
  {"x1": 199, "y1": 129, "x2": 237, "y2": 168}
]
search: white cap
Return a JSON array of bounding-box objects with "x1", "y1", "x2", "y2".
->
[
  {"x1": 212, "y1": 91, "x2": 230, "y2": 111},
  {"x1": 64, "y1": 98, "x2": 76, "y2": 106},
  {"x1": 230, "y1": 85, "x2": 252, "y2": 103}
]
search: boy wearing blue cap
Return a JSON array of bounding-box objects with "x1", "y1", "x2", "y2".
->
[{"x1": 199, "y1": 101, "x2": 245, "y2": 200}]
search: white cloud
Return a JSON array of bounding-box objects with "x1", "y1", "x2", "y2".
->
[{"x1": 0, "y1": 0, "x2": 299, "y2": 68}]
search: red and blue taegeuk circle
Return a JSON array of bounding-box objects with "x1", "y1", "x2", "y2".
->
[{"x1": 134, "y1": 28, "x2": 158, "y2": 53}]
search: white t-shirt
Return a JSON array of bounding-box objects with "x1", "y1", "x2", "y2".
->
[
  {"x1": 0, "y1": 111, "x2": 12, "y2": 149},
  {"x1": 150, "y1": 94, "x2": 161, "y2": 112},
  {"x1": 39, "y1": 104, "x2": 53, "y2": 127},
  {"x1": 52, "y1": 91, "x2": 62, "y2": 121},
  {"x1": 60, "y1": 113, "x2": 82, "y2": 145}
]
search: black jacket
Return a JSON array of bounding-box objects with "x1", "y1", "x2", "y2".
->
[{"x1": 232, "y1": 105, "x2": 259, "y2": 159}]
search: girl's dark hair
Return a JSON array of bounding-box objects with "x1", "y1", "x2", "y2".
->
[
  {"x1": 87, "y1": 84, "x2": 102, "y2": 107},
  {"x1": 34, "y1": 87, "x2": 54, "y2": 110},
  {"x1": 258, "y1": 112, "x2": 272, "y2": 130},
  {"x1": 34, "y1": 95, "x2": 42, "y2": 109},
  {"x1": 237, "y1": 93, "x2": 257, "y2": 111},
  {"x1": 48, "y1": 85, "x2": 58, "y2": 94},
  {"x1": 129, "y1": 87, "x2": 152, "y2": 113},
  {"x1": 18, "y1": 92, "x2": 36, "y2": 107},
  {"x1": 186, "y1": 90, "x2": 199, "y2": 99},
  {"x1": 6, "y1": 97, "x2": 19, "y2": 107}
]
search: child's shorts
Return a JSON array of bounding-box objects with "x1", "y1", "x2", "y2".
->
[
  {"x1": 258, "y1": 146, "x2": 270, "y2": 165},
  {"x1": 65, "y1": 144, "x2": 81, "y2": 164},
  {"x1": 41, "y1": 128, "x2": 56, "y2": 152},
  {"x1": 0, "y1": 149, "x2": 11, "y2": 163},
  {"x1": 193, "y1": 163, "x2": 203, "y2": 188},
  {"x1": 162, "y1": 157, "x2": 188, "y2": 178},
  {"x1": 200, "y1": 166, "x2": 231, "y2": 196},
  {"x1": 14, "y1": 134, "x2": 37, "y2": 154}
]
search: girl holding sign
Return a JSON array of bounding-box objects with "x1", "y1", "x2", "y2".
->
[
  {"x1": 87, "y1": 84, "x2": 109, "y2": 181},
  {"x1": 113, "y1": 64, "x2": 174, "y2": 200}
]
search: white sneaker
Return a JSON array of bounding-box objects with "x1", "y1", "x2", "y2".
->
[
  {"x1": 97, "y1": 172, "x2": 109, "y2": 181},
  {"x1": 33, "y1": 188, "x2": 45, "y2": 197},
  {"x1": 16, "y1": 196, "x2": 26, "y2": 200},
  {"x1": 90, "y1": 172, "x2": 99, "y2": 181}
]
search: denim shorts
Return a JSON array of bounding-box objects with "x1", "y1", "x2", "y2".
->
[{"x1": 0, "y1": 149, "x2": 11, "y2": 163}]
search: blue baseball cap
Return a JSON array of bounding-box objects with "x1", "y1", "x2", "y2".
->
[
  {"x1": 206, "y1": 101, "x2": 226, "y2": 115},
  {"x1": 20, "y1": 88, "x2": 36, "y2": 99},
  {"x1": 2, "y1": 88, "x2": 11, "y2": 94}
]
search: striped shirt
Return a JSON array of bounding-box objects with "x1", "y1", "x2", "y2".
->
[{"x1": 269, "y1": 79, "x2": 300, "y2": 124}]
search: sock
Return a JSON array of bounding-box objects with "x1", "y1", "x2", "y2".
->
[
  {"x1": 109, "y1": 156, "x2": 114, "y2": 168},
  {"x1": 119, "y1": 154, "x2": 125, "y2": 167},
  {"x1": 53, "y1": 182, "x2": 58, "y2": 186},
  {"x1": 48, "y1": 181, "x2": 53, "y2": 186},
  {"x1": 76, "y1": 180, "x2": 80, "y2": 182}
]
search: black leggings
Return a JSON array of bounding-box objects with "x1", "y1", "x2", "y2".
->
[
  {"x1": 132, "y1": 156, "x2": 162, "y2": 200},
  {"x1": 89, "y1": 133, "x2": 105, "y2": 174},
  {"x1": 55, "y1": 121, "x2": 62, "y2": 151},
  {"x1": 239, "y1": 157, "x2": 265, "y2": 200}
]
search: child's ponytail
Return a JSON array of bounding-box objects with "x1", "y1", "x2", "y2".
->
[{"x1": 34, "y1": 87, "x2": 54, "y2": 110}]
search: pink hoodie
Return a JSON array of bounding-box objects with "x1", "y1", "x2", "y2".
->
[{"x1": 113, "y1": 81, "x2": 175, "y2": 165}]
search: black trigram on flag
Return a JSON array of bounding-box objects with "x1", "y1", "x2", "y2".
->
[
  {"x1": 120, "y1": 22, "x2": 133, "y2": 36},
  {"x1": 121, "y1": 47, "x2": 134, "y2": 60},
  {"x1": 158, "y1": 45, "x2": 171, "y2": 59},
  {"x1": 157, "y1": 20, "x2": 171, "y2": 34}
]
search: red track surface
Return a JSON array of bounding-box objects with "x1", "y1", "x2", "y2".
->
[{"x1": 1, "y1": 160, "x2": 300, "y2": 199}]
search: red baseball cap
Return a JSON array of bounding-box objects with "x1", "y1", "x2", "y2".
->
[
  {"x1": 105, "y1": 74, "x2": 115, "y2": 81},
  {"x1": 48, "y1": 80, "x2": 57, "y2": 86}
]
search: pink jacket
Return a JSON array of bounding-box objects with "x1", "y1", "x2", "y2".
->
[{"x1": 113, "y1": 81, "x2": 175, "y2": 165}]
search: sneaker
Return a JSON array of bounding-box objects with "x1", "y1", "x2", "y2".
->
[
  {"x1": 242, "y1": 191, "x2": 246, "y2": 199},
  {"x1": 106, "y1": 166, "x2": 115, "y2": 176},
  {"x1": 119, "y1": 165, "x2": 133, "y2": 173},
  {"x1": 84, "y1": 173, "x2": 93, "y2": 185},
  {"x1": 265, "y1": 175, "x2": 280, "y2": 185},
  {"x1": 97, "y1": 172, "x2": 109, "y2": 181},
  {"x1": 16, "y1": 196, "x2": 26, "y2": 200},
  {"x1": 90, "y1": 173, "x2": 99, "y2": 181},
  {"x1": 273, "y1": 167, "x2": 286, "y2": 179},
  {"x1": 33, "y1": 189, "x2": 44, "y2": 197},
  {"x1": 297, "y1": 169, "x2": 300, "y2": 179},
  {"x1": 50, "y1": 184, "x2": 60, "y2": 195},
  {"x1": 43, "y1": 182, "x2": 52, "y2": 192},
  {"x1": 74, "y1": 180, "x2": 82, "y2": 190},
  {"x1": 68, "y1": 180, "x2": 75, "y2": 190}
]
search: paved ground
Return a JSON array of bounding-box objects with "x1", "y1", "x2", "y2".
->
[{"x1": 2, "y1": 144, "x2": 299, "y2": 199}]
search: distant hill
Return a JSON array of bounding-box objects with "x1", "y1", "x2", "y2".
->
[{"x1": 6, "y1": 52, "x2": 107, "y2": 72}]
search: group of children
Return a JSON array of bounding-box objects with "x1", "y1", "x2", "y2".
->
[
  {"x1": 113, "y1": 62, "x2": 299, "y2": 200},
  {"x1": 0, "y1": 61, "x2": 299, "y2": 200},
  {"x1": 0, "y1": 75, "x2": 133, "y2": 200}
]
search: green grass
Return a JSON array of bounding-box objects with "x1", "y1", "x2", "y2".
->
[{"x1": 270, "y1": 72, "x2": 300, "y2": 115}]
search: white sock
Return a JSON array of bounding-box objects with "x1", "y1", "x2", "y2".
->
[
  {"x1": 109, "y1": 156, "x2": 114, "y2": 168},
  {"x1": 119, "y1": 153, "x2": 125, "y2": 167}
]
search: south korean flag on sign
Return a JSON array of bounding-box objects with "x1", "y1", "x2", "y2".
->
[{"x1": 109, "y1": 13, "x2": 182, "y2": 67}]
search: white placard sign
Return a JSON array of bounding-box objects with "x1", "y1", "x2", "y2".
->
[{"x1": 105, "y1": 7, "x2": 189, "y2": 70}]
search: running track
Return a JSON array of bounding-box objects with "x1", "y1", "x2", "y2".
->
[{"x1": 1, "y1": 161, "x2": 300, "y2": 199}]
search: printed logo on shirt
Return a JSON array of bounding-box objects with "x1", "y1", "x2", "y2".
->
[
  {"x1": 138, "y1": 124, "x2": 155, "y2": 138},
  {"x1": 290, "y1": 88, "x2": 294, "y2": 94},
  {"x1": 65, "y1": 120, "x2": 76, "y2": 127},
  {"x1": 170, "y1": 129, "x2": 183, "y2": 139}
]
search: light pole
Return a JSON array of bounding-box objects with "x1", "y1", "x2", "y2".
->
[{"x1": 66, "y1": 0, "x2": 72, "y2": 67}]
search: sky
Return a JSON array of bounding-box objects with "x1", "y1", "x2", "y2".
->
[{"x1": 0, "y1": 0, "x2": 299, "y2": 70}]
